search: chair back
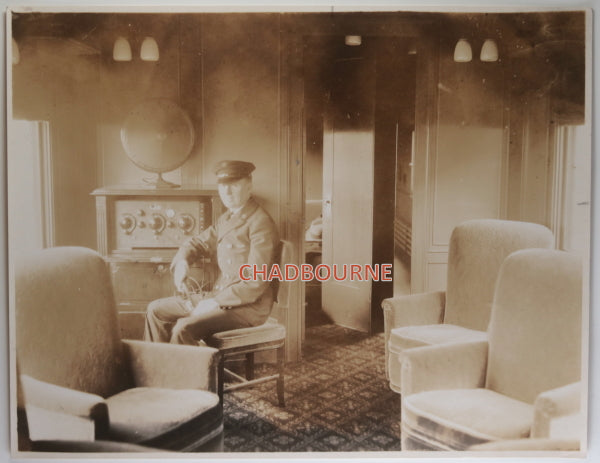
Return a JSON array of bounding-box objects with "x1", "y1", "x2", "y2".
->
[
  {"x1": 273, "y1": 240, "x2": 293, "y2": 309},
  {"x1": 486, "y1": 249, "x2": 582, "y2": 404},
  {"x1": 444, "y1": 219, "x2": 554, "y2": 331},
  {"x1": 15, "y1": 246, "x2": 130, "y2": 398}
]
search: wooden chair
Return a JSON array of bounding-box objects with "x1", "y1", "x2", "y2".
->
[{"x1": 208, "y1": 240, "x2": 291, "y2": 407}]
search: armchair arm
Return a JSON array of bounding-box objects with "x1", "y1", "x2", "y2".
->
[
  {"x1": 401, "y1": 340, "x2": 488, "y2": 396},
  {"x1": 382, "y1": 291, "x2": 446, "y2": 337},
  {"x1": 123, "y1": 340, "x2": 219, "y2": 393},
  {"x1": 20, "y1": 375, "x2": 108, "y2": 440},
  {"x1": 381, "y1": 291, "x2": 446, "y2": 377},
  {"x1": 532, "y1": 382, "x2": 582, "y2": 439}
]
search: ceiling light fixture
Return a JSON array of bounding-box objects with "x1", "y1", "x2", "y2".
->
[
  {"x1": 140, "y1": 37, "x2": 159, "y2": 62},
  {"x1": 113, "y1": 37, "x2": 132, "y2": 61},
  {"x1": 345, "y1": 35, "x2": 362, "y2": 46},
  {"x1": 480, "y1": 39, "x2": 499, "y2": 62},
  {"x1": 453, "y1": 38, "x2": 472, "y2": 62}
]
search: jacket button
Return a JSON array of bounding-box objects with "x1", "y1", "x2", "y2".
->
[
  {"x1": 226, "y1": 243, "x2": 233, "y2": 249},
  {"x1": 227, "y1": 259, "x2": 232, "y2": 264}
]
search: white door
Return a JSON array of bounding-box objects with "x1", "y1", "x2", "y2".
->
[{"x1": 321, "y1": 55, "x2": 375, "y2": 332}]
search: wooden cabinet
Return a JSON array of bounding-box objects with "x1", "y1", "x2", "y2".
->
[{"x1": 92, "y1": 186, "x2": 222, "y2": 339}]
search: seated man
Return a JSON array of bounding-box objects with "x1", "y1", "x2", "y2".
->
[{"x1": 145, "y1": 160, "x2": 279, "y2": 345}]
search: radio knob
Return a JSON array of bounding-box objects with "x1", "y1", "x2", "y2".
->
[
  {"x1": 177, "y1": 214, "x2": 195, "y2": 234},
  {"x1": 120, "y1": 216, "x2": 133, "y2": 229},
  {"x1": 136, "y1": 209, "x2": 145, "y2": 217},
  {"x1": 119, "y1": 214, "x2": 135, "y2": 234},
  {"x1": 149, "y1": 214, "x2": 165, "y2": 232}
]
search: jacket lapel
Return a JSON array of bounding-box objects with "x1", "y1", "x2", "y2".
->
[{"x1": 217, "y1": 197, "x2": 259, "y2": 241}]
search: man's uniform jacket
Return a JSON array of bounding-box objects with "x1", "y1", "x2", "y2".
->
[{"x1": 172, "y1": 196, "x2": 279, "y2": 326}]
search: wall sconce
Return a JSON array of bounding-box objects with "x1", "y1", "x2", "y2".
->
[
  {"x1": 140, "y1": 37, "x2": 159, "y2": 62},
  {"x1": 480, "y1": 39, "x2": 499, "y2": 62},
  {"x1": 453, "y1": 38, "x2": 472, "y2": 62},
  {"x1": 345, "y1": 35, "x2": 362, "y2": 46},
  {"x1": 113, "y1": 37, "x2": 132, "y2": 61},
  {"x1": 12, "y1": 38, "x2": 20, "y2": 65}
]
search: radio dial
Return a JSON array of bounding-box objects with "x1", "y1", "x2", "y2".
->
[
  {"x1": 149, "y1": 214, "x2": 166, "y2": 234},
  {"x1": 177, "y1": 214, "x2": 195, "y2": 234},
  {"x1": 119, "y1": 214, "x2": 136, "y2": 234}
]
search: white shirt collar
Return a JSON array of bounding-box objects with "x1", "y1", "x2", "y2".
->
[{"x1": 229, "y1": 205, "x2": 244, "y2": 215}]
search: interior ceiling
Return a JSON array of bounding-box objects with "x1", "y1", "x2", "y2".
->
[
  {"x1": 11, "y1": 10, "x2": 585, "y2": 110},
  {"x1": 11, "y1": 11, "x2": 585, "y2": 46},
  {"x1": 11, "y1": 12, "x2": 180, "y2": 54}
]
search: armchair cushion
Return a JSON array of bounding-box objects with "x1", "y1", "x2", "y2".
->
[
  {"x1": 444, "y1": 220, "x2": 554, "y2": 331},
  {"x1": 123, "y1": 340, "x2": 218, "y2": 392},
  {"x1": 15, "y1": 247, "x2": 129, "y2": 398},
  {"x1": 402, "y1": 389, "x2": 533, "y2": 450},
  {"x1": 106, "y1": 387, "x2": 222, "y2": 448},
  {"x1": 390, "y1": 324, "x2": 487, "y2": 351}
]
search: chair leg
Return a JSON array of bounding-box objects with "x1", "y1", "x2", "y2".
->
[
  {"x1": 276, "y1": 345, "x2": 285, "y2": 407},
  {"x1": 245, "y1": 352, "x2": 254, "y2": 380},
  {"x1": 218, "y1": 354, "x2": 225, "y2": 404}
]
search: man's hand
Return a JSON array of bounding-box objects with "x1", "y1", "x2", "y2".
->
[
  {"x1": 173, "y1": 260, "x2": 189, "y2": 292},
  {"x1": 191, "y1": 298, "x2": 220, "y2": 316}
]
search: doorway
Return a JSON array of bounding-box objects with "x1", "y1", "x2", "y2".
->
[{"x1": 302, "y1": 35, "x2": 417, "y2": 336}]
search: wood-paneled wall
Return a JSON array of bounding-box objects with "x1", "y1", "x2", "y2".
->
[{"x1": 11, "y1": 11, "x2": 587, "y2": 358}]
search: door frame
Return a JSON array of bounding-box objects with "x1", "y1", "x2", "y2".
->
[{"x1": 280, "y1": 14, "x2": 436, "y2": 359}]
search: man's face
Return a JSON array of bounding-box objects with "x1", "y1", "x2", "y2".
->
[{"x1": 218, "y1": 177, "x2": 252, "y2": 210}]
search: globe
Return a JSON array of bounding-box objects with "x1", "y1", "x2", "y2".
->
[{"x1": 121, "y1": 98, "x2": 195, "y2": 188}]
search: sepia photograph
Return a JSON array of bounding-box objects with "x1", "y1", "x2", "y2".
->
[{"x1": 4, "y1": 3, "x2": 592, "y2": 459}]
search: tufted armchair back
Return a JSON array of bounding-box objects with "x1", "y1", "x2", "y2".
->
[
  {"x1": 15, "y1": 247, "x2": 131, "y2": 398},
  {"x1": 444, "y1": 219, "x2": 554, "y2": 331},
  {"x1": 486, "y1": 249, "x2": 582, "y2": 404}
]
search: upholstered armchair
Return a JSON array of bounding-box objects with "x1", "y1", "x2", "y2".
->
[
  {"x1": 400, "y1": 249, "x2": 583, "y2": 451},
  {"x1": 382, "y1": 219, "x2": 554, "y2": 393},
  {"x1": 14, "y1": 247, "x2": 223, "y2": 452}
]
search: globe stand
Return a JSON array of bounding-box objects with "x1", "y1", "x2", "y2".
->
[{"x1": 143, "y1": 172, "x2": 180, "y2": 189}]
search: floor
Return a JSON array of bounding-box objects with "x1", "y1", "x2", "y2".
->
[{"x1": 222, "y1": 324, "x2": 402, "y2": 452}]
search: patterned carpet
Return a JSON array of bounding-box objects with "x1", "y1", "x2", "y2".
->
[{"x1": 222, "y1": 324, "x2": 402, "y2": 452}]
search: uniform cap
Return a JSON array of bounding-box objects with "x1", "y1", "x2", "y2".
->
[{"x1": 214, "y1": 160, "x2": 255, "y2": 183}]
